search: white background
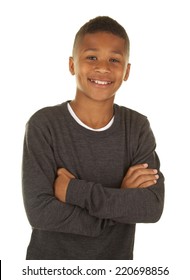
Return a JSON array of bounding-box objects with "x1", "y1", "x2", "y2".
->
[{"x1": 0, "y1": 0, "x2": 190, "y2": 278}]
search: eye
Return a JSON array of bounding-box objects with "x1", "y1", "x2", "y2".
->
[
  {"x1": 87, "y1": 56, "x2": 97, "y2": 61},
  {"x1": 110, "y1": 58, "x2": 120, "y2": 63}
]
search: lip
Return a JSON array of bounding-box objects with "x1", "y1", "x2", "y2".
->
[{"x1": 88, "y1": 78, "x2": 113, "y2": 86}]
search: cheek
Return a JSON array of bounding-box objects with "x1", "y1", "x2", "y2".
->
[
  {"x1": 74, "y1": 67, "x2": 89, "y2": 89},
  {"x1": 75, "y1": 63, "x2": 88, "y2": 78},
  {"x1": 114, "y1": 69, "x2": 126, "y2": 82}
]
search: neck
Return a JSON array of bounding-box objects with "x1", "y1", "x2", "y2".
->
[{"x1": 70, "y1": 94, "x2": 114, "y2": 129}]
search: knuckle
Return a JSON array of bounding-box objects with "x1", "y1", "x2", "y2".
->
[{"x1": 57, "y1": 168, "x2": 65, "y2": 175}]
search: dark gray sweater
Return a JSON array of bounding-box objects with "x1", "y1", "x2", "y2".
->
[{"x1": 22, "y1": 101, "x2": 164, "y2": 260}]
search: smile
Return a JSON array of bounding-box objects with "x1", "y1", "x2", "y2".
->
[{"x1": 89, "y1": 79, "x2": 112, "y2": 85}]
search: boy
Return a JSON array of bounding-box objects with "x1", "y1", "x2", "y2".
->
[{"x1": 22, "y1": 16, "x2": 164, "y2": 260}]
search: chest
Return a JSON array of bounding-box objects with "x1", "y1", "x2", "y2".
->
[{"x1": 53, "y1": 130, "x2": 130, "y2": 188}]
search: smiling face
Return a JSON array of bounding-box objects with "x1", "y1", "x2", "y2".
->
[{"x1": 69, "y1": 32, "x2": 130, "y2": 103}]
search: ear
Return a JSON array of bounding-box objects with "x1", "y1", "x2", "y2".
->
[
  {"x1": 69, "y1": 56, "x2": 75, "y2": 75},
  {"x1": 123, "y1": 63, "x2": 131, "y2": 81}
]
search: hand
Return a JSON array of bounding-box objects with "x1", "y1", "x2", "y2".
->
[
  {"x1": 121, "y1": 163, "x2": 159, "y2": 189},
  {"x1": 54, "y1": 168, "x2": 75, "y2": 202}
]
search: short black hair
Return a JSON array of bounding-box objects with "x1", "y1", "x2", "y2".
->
[{"x1": 72, "y1": 16, "x2": 130, "y2": 58}]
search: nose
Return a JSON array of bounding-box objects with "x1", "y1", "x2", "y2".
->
[{"x1": 94, "y1": 60, "x2": 111, "y2": 74}]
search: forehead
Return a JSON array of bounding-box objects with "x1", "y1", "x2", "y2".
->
[{"x1": 75, "y1": 32, "x2": 127, "y2": 55}]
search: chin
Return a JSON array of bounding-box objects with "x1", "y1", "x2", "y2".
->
[{"x1": 90, "y1": 94, "x2": 115, "y2": 103}]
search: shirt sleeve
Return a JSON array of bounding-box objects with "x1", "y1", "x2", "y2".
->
[
  {"x1": 66, "y1": 118, "x2": 165, "y2": 224},
  {"x1": 22, "y1": 122, "x2": 115, "y2": 237}
]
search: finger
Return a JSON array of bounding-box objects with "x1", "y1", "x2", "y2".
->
[
  {"x1": 57, "y1": 168, "x2": 75, "y2": 178},
  {"x1": 127, "y1": 167, "x2": 158, "y2": 183},
  {"x1": 138, "y1": 179, "x2": 158, "y2": 188},
  {"x1": 134, "y1": 173, "x2": 159, "y2": 186},
  {"x1": 127, "y1": 163, "x2": 148, "y2": 177},
  {"x1": 57, "y1": 168, "x2": 66, "y2": 175},
  {"x1": 124, "y1": 172, "x2": 159, "y2": 188}
]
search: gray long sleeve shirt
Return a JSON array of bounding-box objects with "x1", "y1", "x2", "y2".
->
[{"x1": 22, "y1": 101, "x2": 164, "y2": 260}]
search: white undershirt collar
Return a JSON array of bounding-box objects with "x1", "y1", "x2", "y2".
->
[{"x1": 67, "y1": 103, "x2": 114, "y2": 132}]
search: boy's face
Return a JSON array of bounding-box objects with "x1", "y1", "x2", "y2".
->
[{"x1": 69, "y1": 32, "x2": 130, "y2": 103}]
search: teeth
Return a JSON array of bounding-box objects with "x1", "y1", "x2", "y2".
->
[{"x1": 91, "y1": 79, "x2": 111, "y2": 85}]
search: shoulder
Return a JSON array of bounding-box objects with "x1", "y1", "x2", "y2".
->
[
  {"x1": 27, "y1": 102, "x2": 68, "y2": 127},
  {"x1": 114, "y1": 104, "x2": 148, "y2": 127},
  {"x1": 115, "y1": 105, "x2": 156, "y2": 160}
]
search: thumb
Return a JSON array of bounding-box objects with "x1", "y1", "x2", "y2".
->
[{"x1": 57, "y1": 168, "x2": 75, "y2": 178}]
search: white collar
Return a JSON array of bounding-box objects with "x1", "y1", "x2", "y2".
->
[{"x1": 67, "y1": 102, "x2": 114, "y2": 132}]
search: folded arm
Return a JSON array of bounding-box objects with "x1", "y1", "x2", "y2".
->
[
  {"x1": 60, "y1": 118, "x2": 165, "y2": 224},
  {"x1": 65, "y1": 169, "x2": 164, "y2": 224},
  {"x1": 22, "y1": 122, "x2": 115, "y2": 237}
]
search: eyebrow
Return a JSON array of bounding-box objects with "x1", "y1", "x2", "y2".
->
[
  {"x1": 83, "y1": 48, "x2": 98, "y2": 53},
  {"x1": 83, "y1": 48, "x2": 123, "y2": 56}
]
